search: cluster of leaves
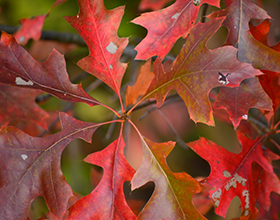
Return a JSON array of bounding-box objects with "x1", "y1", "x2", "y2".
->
[{"x1": 0, "y1": 0, "x2": 280, "y2": 219}]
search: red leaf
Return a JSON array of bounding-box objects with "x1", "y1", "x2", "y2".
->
[
  {"x1": 0, "y1": 112, "x2": 99, "y2": 219},
  {"x1": 214, "y1": 77, "x2": 272, "y2": 129},
  {"x1": 252, "y1": 157, "x2": 280, "y2": 213},
  {"x1": 139, "y1": 18, "x2": 262, "y2": 125},
  {"x1": 249, "y1": 19, "x2": 272, "y2": 47},
  {"x1": 209, "y1": 0, "x2": 269, "y2": 46},
  {"x1": 187, "y1": 132, "x2": 280, "y2": 218},
  {"x1": 13, "y1": 0, "x2": 68, "y2": 46},
  {"x1": 131, "y1": 137, "x2": 206, "y2": 219},
  {"x1": 208, "y1": 0, "x2": 280, "y2": 72},
  {"x1": 132, "y1": 0, "x2": 220, "y2": 60},
  {"x1": 14, "y1": 16, "x2": 46, "y2": 45},
  {"x1": 125, "y1": 59, "x2": 154, "y2": 106},
  {"x1": 139, "y1": 0, "x2": 174, "y2": 11},
  {"x1": 0, "y1": 83, "x2": 49, "y2": 129},
  {"x1": 256, "y1": 193, "x2": 280, "y2": 220},
  {"x1": 67, "y1": 133, "x2": 136, "y2": 219},
  {"x1": 64, "y1": 0, "x2": 128, "y2": 100},
  {"x1": 249, "y1": 20, "x2": 280, "y2": 111},
  {"x1": 0, "y1": 32, "x2": 100, "y2": 107},
  {"x1": 259, "y1": 71, "x2": 280, "y2": 111}
]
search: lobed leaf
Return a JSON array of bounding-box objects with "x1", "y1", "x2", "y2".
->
[
  {"x1": 131, "y1": 137, "x2": 206, "y2": 219},
  {"x1": 0, "y1": 113, "x2": 99, "y2": 219},
  {"x1": 132, "y1": 0, "x2": 220, "y2": 60},
  {"x1": 67, "y1": 133, "x2": 136, "y2": 219},
  {"x1": 14, "y1": 0, "x2": 68, "y2": 46},
  {"x1": 208, "y1": 0, "x2": 280, "y2": 72},
  {"x1": 0, "y1": 32, "x2": 100, "y2": 106},
  {"x1": 214, "y1": 77, "x2": 272, "y2": 129},
  {"x1": 64, "y1": 0, "x2": 128, "y2": 100},
  {"x1": 140, "y1": 17, "x2": 262, "y2": 125},
  {"x1": 14, "y1": 16, "x2": 46, "y2": 45},
  {"x1": 188, "y1": 132, "x2": 280, "y2": 218}
]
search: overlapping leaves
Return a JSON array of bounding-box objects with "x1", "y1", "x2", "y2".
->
[
  {"x1": 0, "y1": 32, "x2": 100, "y2": 107},
  {"x1": 188, "y1": 132, "x2": 280, "y2": 218},
  {"x1": 208, "y1": 0, "x2": 280, "y2": 72},
  {"x1": 0, "y1": 0, "x2": 279, "y2": 219},
  {"x1": 135, "y1": 17, "x2": 262, "y2": 125},
  {"x1": 64, "y1": 0, "x2": 128, "y2": 104},
  {"x1": 132, "y1": 0, "x2": 220, "y2": 60},
  {"x1": 131, "y1": 136, "x2": 205, "y2": 219},
  {"x1": 0, "y1": 113, "x2": 99, "y2": 219},
  {"x1": 67, "y1": 133, "x2": 136, "y2": 219}
]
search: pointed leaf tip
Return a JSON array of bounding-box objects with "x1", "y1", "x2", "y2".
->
[{"x1": 64, "y1": 0, "x2": 128, "y2": 97}]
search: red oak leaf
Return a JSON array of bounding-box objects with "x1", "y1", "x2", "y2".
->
[
  {"x1": 208, "y1": 0, "x2": 280, "y2": 72},
  {"x1": 67, "y1": 133, "x2": 136, "y2": 219},
  {"x1": 14, "y1": 0, "x2": 68, "y2": 46},
  {"x1": 131, "y1": 136, "x2": 206, "y2": 219},
  {"x1": 187, "y1": 132, "x2": 280, "y2": 218},
  {"x1": 0, "y1": 32, "x2": 100, "y2": 107},
  {"x1": 125, "y1": 59, "x2": 154, "y2": 106},
  {"x1": 14, "y1": 16, "x2": 46, "y2": 45},
  {"x1": 139, "y1": 0, "x2": 174, "y2": 11},
  {"x1": 64, "y1": 0, "x2": 128, "y2": 102},
  {"x1": 132, "y1": 0, "x2": 220, "y2": 60},
  {"x1": 0, "y1": 112, "x2": 99, "y2": 219},
  {"x1": 248, "y1": 19, "x2": 280, "y2": 111},
  {"x1": 214, "y1": 77, "x2": 272, "y2": 129},
  {"x1": 0, "y1": 83, "x2": 48, "y2": 129},
  {"x1": 138, "y1": 18, "x2": 262, "y2": 125}
]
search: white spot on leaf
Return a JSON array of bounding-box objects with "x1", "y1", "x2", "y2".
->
[
  {"x1": 15, "y1": 77, "x2": 34, "y2": 86},
  {"x1": 242, "y1": 190, "x2": 250, "y2": 216},
  {"x1": 212, "y1": 188, "x2": 222, "y2": 207},
  {"x1": 21, "y1": 154, "x2": 28, "y2": 160},
  {"x1": 242, "y1": 114, "x2": 248, "y2": 119},
  {"x1": 243, "y1": 190, "x2": 250, "y2": 208},
  {"x1": 225, "y1": 173, "x2": 247, "y2": 191},
  {"x1": 77, "y1": 15, "x2": 79, "y2": 18},
  {"x1": 172, "y1": 13, "x2": 180, "y2": 19},
  {"x1": 223, "y1": 170, "x2": 231, "y2": 178},
  {"x1": 19, "y1": 36, "x2": 25, "y2": 43},
  {"x1": 106, "y1": 42, "x2": 118, "y2": 54},
  {"x1": 109, "y1": 64, "x2": 113, "y2": 70},
  {"x1": 193, "y1": 0, "x2": 201, "y2": 6}
]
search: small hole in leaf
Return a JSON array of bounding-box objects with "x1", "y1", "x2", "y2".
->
[
  {"x1": 28, "y1": 196, "x2": 48, "y2": 220},
  {"x1": 123, "y1": 181, "x2": 155, "y2": 215}
]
